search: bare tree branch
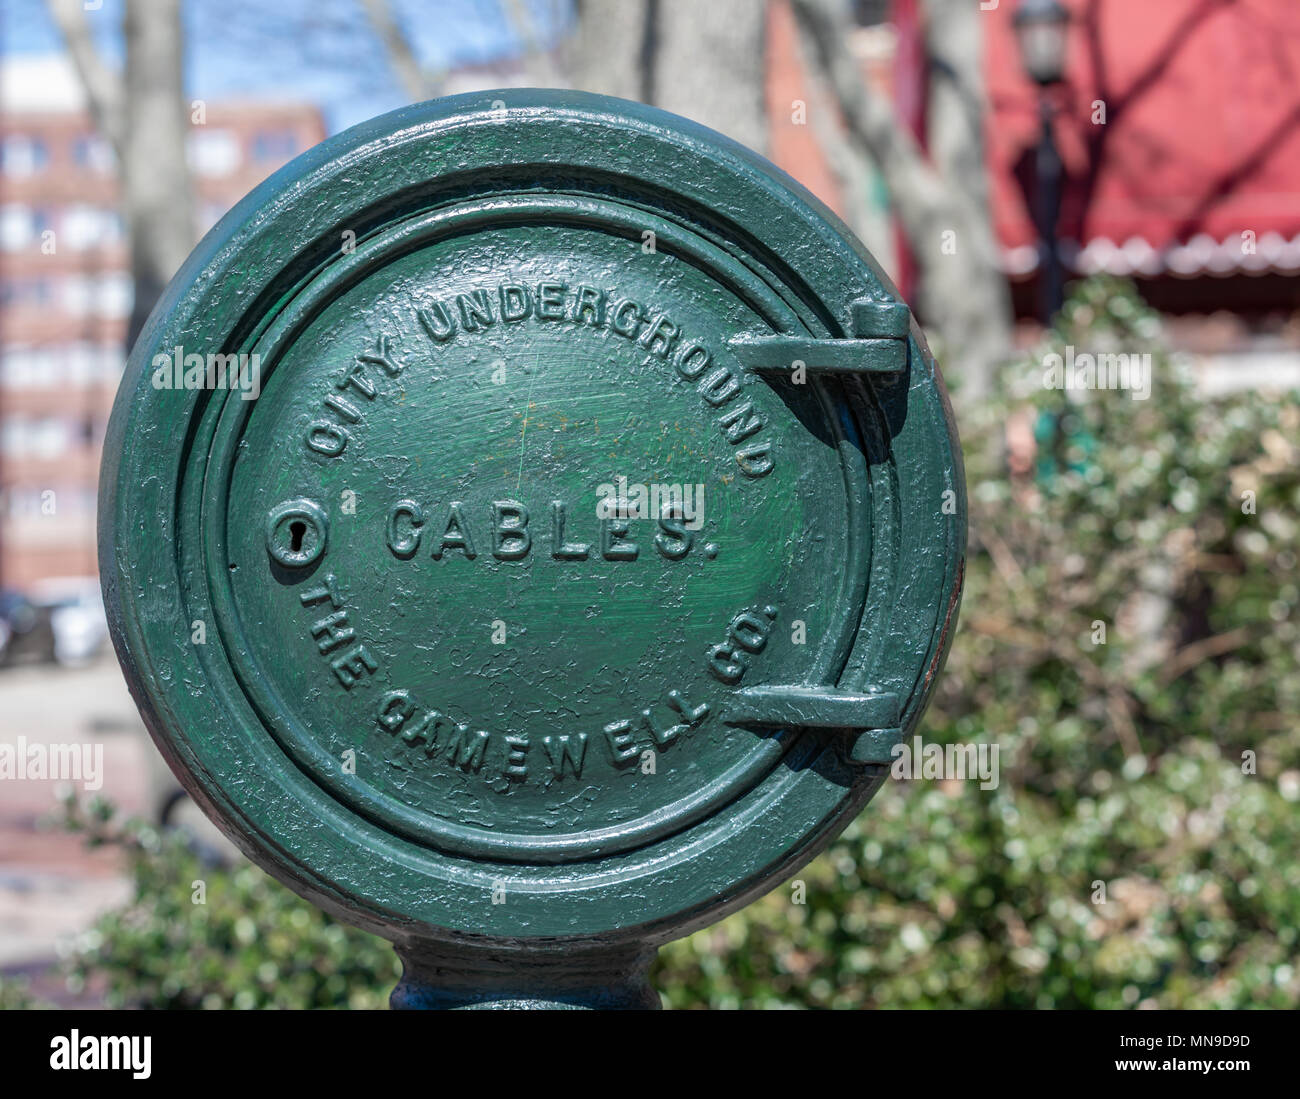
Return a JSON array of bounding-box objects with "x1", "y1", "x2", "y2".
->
[
  {"x1": 49, "y1": 0, "x2": 194, "y2": 347},
  {"x1": 791, "y1": 0, "x2": 952, "y2": 239},
  {"x1": 925, "y1": 0, "x2": 993, "y2": 214},
  {"x1": 789, "y1": 6, "x2": 895, "y2": 267},
  {"x1": 501, "y1": 0, "x2": 564, "y2": 86},
  {"x1": 46, "y1": 0, "x2": 125, "y2": 154},
  {"x1": 359, "y1": 0, "x2": 431, "y2": 102},
  {"x1": 791, "y1": 0, "x2": 1012, "y2": 406}
]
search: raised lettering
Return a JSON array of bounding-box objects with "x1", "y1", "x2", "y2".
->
[
  {"x1": 492, "y1": 501, "x2": 531, "y2": 560},
  {"x1": 433, "y1": 502, "x2": 477, "y2": 559}
]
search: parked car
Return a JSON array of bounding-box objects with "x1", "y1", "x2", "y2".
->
[
  {"x1": 26, "y1": 577, "x2": 108, "y2": 666},
  {"x1": 0, "y1": 588, "x2": 56, "y2": 666}
]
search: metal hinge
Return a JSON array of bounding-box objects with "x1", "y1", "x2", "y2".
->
[
  {"x1": 722, "y1": 685, "x2": 902, "y2": 766},
  {"x1": 728, "y1": 298, "x2": 910, "y2": 377}
]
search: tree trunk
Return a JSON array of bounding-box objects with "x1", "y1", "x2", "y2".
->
[
  {"x1": 49, "y1": 0, "x2": 195, "y2": 351},
  {"x1": 564, "y1": 0, "x2": 653, "y2": 102},
  {"x1": 918, "y1": 0, "x2": 1012, "y2": 406},
  {"x1": 122, "y1": 0, "x2": 194, "y2": 348},
  {"x1": 565, "y1": 0, "x2": 768, "y2": 155},
  {"x1": 652, "y1": 0, "x2": 767, "y2": 155},
  {"x1": 791, "y1": 0, "x2": 1011, "y2": 408}
]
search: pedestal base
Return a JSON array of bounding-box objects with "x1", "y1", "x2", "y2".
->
[{"x1": 390, "y1": 940, "x2": 661, "y2": 1010}]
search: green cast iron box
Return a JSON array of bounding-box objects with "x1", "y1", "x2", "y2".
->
[{"x1": 99, "y1": 90, "x2": 965, "y2": 1007}]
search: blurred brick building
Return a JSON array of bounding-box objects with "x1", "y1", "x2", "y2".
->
[{"x1": 0, "y1": 55, "x2": 325, "y2": 589}]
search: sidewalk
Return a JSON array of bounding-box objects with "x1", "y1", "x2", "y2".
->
[{"x1": 0, "y1": 653, "x2": 152, "y2": 1001}]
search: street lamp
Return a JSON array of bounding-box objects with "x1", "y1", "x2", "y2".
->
[
  {"x1": 1013, "y1": 0, "x2": 1071, "y2": 86},
  {"x1": 1014, "y1": 0, "x2": 1070, "y2": 324}
]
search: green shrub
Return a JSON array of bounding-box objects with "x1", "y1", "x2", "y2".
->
[{"x1": 50, "y1": 795, "x2": 398, "y2": 1009}]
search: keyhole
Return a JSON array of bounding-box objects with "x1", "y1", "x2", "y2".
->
[{"x1": 266, "y1": 499, "x2": 327, "y2": 569}]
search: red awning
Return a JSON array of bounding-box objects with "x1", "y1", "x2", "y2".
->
[{"x1": 985, "y1": 0, "x2": 1300, "y2": 279}]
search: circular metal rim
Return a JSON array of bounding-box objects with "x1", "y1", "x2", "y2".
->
[
  {"x1": 100, "y1": 89, "x2": 965, "y2": 945},
  {"x1": 201, "y1": 192, "x2": 863, "y2": 863}
]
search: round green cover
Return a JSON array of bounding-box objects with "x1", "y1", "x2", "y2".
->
[{"x1": 99, "y1": 90, "x2": 964, "y2": 950}]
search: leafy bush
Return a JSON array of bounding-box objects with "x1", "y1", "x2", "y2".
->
[
  {"x1": 8, "y1": 277, "x2": 1296, "y2": 1009},
  {"x1": 50, "y1": 796, "x2": 398, "y2": 1009}
]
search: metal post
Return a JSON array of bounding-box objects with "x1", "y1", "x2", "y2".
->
[
  {"x1": 390, "y1": 940, "x2": 660, "y2": 1010},
  {"x1": 1035, "y1": 93, "x2": 1065, "y2": 325}
]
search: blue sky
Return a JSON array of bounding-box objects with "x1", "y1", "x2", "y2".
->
[{"x1": 3, "y1": 0, "x2": 572, "y2": 132}]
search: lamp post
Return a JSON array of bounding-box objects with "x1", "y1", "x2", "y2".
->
[{"x1": 1014, "y1": 0, "x2": 1070, "y2": 325}]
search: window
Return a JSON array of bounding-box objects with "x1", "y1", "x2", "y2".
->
[
  {"x1": 1, "y1": 136, "x2": 50, "y2": 177},
  {"x1": 62, "y1": 205, "x2": 110, "y2": 251},
  {"x1": 2, "y1": 484, "x2": 96, "y2": 519},
  {"x1": 62, "y1": 274, "x2": 96, "y2": 315},
  {"x1": 5, "y1": 487, "x2": 48, "y2": 518},
  {"x1": 0, "y1": 278, "x2": 55, "y2": 306},
  {"x1": 0, "y1": 416, "x2": 74, "y2": 459},
  {"x1": 2, "y1": 344, "x2": 121, "y2": 388},
  {"x1": 2, "y1": 206, "x2": 58, "y2": 250},
  {"x1": 97, "y1": 342, "x2": 123, "y2": 381},
  {"x1": 72, "y1": 134, "x2": 114, "y2": 174},
  {"x1": 66, "y1": 343, "x2": 98, "y2": 385},
  {"x1": 0, "y1": 204, "x2": 32, "y2": 251},
  {"x1": 1, "y1": 346, "x2": 44, "y2": 388},
  {"x1": 252, "y1": 130, "x2": 298, "y2": 163},
  {"x1": 32, "y1": 417, "x2": 72, "y2": 458},
  {"x1": 187, "y1": 129, "x2": 241, "y2": 176},
  {"x1": 97, "y1": 272, "x2": 132, "y2": 318}
]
